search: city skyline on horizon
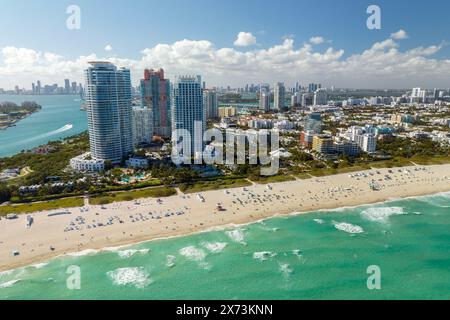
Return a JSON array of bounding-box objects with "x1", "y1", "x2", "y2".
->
[{"x1": 1, "y1": 0, "x2": 450, "y2": 90}]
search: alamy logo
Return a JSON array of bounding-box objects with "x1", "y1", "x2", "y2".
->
[
  {"x1": 366, "y1": 265, "x2": 381, "y2": 290},
  {"x1": 366, "y1": 5, "x2": 381, "y2": 30},
  {"x1": 66, "y1": 5, "x2": 81, "y2": 30},
  {"x1": 171, "y1": 122, "x2": 280, "y2": 176},
  {"x1": 66, "y1": 265, "x2": 81, "y2": 290}
]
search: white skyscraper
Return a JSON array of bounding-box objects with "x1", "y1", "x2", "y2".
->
[
  {"x1": 85, "y1": 61, "x2": 133, "y2": 164},
  {"x1": 171, "y1": 75, "x2": 205, "y2": 159},
  {"x1": 259, "y1": 83, "x2": 270, "y2": 112},
  {"x1": 313, "y1": 89, "x2": 328, "y2": 106},
  {"x1": 132, "y1": 107, "x2": 153, "y2": 146},
  {"x1": 411, "y1": 87, "x2": 427, "y2": 103},
  {"x1": 274, "y1": 82, "x2": 285, "y2": 110}
]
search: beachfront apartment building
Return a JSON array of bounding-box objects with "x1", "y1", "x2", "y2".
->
[
  {"x1": 171, "y1": 75, "x2": 205, "y2": 159},
  {"x1": 350, "y1": 125, "x2": 377, "y2": 153},
  {"x1": 132, "y1": 107, "x2": 153, "y2": 146},
  {"x1": 84, "y1": 61, "x2": 133, "y2": 164},
  {"x1": 312, "y1": 135, "x2": 334, "y2": 154},
  {"x1": 140, "y1": 69, "x2": 171, "y2": 138}
]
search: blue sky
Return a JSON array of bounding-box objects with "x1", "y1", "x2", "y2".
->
[{"x1": 1, "y1": 0, "x2": 450, "y2": 88}]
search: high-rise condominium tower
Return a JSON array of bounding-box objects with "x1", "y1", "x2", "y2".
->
[
  {"x1": 203, "y1": 89, "x2": 219, "y2": 119},
  {"x1": 259, "y1": 83, "x2": 270, "y2": 112},
  {"x1": 274, "y1": 82, "x2": 285, "y2": 110},
  {"x1": 313, "y1": 88, "x2": 328, "y2": 106},
  {"x1": 85, "y1": 61, "x2": 133, "y2": 163},
  {"x1": 171, "y1": 75, "x2": 205, "y2": 158},
  {"x1": 132, "y1": 107, "x2": 153, "y2": 146},
  {"x1": 141, "y1": 69, "x2": 171, "y2": 138}
]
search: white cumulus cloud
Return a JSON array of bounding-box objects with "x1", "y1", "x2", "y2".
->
[
  {"x1": 105, "y1": 44, "x2": 113, "y2": 51},
  {"x1": 310, "y1": 36, "x2": 325, "y2": 45},
  {"x1": 0, "y1": 32, "x2": 449, "y2": 89},
  {"x1": 390, "y1": 29, "x2": 408, "y2": 40},
  {"x1": 234, "y1": 32, "x2": 257, "y2": 47}
]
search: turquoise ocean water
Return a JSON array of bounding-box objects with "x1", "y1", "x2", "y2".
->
[
  {"x1": 1, "y1": 192, "x2": 449, "y2": 300},
  {"x1": 0, "y1": 95, "x2": 86, "y2": 158}
]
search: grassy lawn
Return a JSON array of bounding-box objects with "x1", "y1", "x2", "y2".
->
[
  {"x1": 180, "y1": 178, "x2": 252, "y2": 194},
  {"x1": 0, "y1": 197, "x2": 84, "y2": 216},
  {"x1": 309, "y1": 165, "x2": 371, "y2": 177},
  {"x1": 295, "y1": 172, "x2": 312, "y2": 179},
  {"x1": 249, "y1": 174, "x2": 296, "y2": 184},
  {"x1": 89, "y1": 187, "x2": 177, "y2": 205},
  {"x1": 410, "y1": 155, "x2": 450, "y2": 165},
  {"x1": 370, "y1": 158, "x2": 413, "y2": 168}
]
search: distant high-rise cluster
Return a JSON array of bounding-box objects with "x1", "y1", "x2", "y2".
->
[{"x1": 28, "y1": 79, "x2": 84, "y2": 95}]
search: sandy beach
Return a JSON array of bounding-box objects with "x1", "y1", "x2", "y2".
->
[{"x1": 0, "y1": 163, "x2": 449, "y2": 272}]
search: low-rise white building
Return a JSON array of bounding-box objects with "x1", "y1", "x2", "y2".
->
[
  {"x1": 70, "y1": 153, "x2": 105, "y2": 172},
  {"x1": 126, "y1": 157, "x2": 149, "y2": 169}
]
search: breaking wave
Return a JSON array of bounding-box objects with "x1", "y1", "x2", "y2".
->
[
  {"x1": 333, "y1": 222, "x2": 364, "y2": 234},
  {"x1": 253, "y1": 251, "x2": 277, "y2": 261},
  {"x1": 179, "y1": 246, "x2": 207, "y2": 261},
  {"x1": 225, "y1": 229, "x2": 246, "y2": 245},
  {"x1": 166, "y1": 255, "x2": 176, "y2": 268},
  {"x1": 66, "y1": 249, "x2": 99, "y2": 257},
  {"x1": 106, "y1": 267, "x2": 152, "y2": 289},
  {"x1": 416, "y1": 192, "x2": 450, "y2": 208},
  {"x1": 117, "y1": 249, "x2": 150, "y2": 259},
  {"x1": 201, "y1": 242, "x2": 227, "y2": 253},
  {"x1": 360, "y1": 207, "x2": 406, "y2": 223},
  {"x1": 0, "y1": 279, "x2": 20, "y2": 289}
]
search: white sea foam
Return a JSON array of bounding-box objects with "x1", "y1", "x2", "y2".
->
[
  {"x1": 333, "y1": 222, "x2": 364, "y2": 234},
  {"x1": 313, "y1": 218, "x2": 325, "y2": 224},
  {"x1": 416, "y1": 192, "x2": 450, "y2": 208},
  {"x1": 31, "y1": 262, "x2": 48, "y2": 269},
  {"x1": 278, "y1": 263, "x2": 293, "y2": 276},
  {"x1": 166, "y1": 255, "x2": 176, "y2": 268},
  {"x1": 253, "y1": 251, "x2": 277, "y2": 261},
  {"x1": 179, "y1": 246, "x2": 207, "y2": 261},
  {"x1": 66, "y1": 249, "x2": 99, "y2": 257},
  {"x1": 361, "y1": 207, "x2": 406, "y2": 223},
  {"x1": 179, "y1": 246, "x2": 211, "y2": 270},
  {"x1": 0, "y1": 270, "x2": 14, "y2": 279},
  {"x1": 106, "y1": 267, "x2": 152, "y2": 289},
  {"x1": 201, "y1": 242, "x2": 227, "y2": 253},
  {"x1": 117, "y1": 249, "x2": 150, "y2": 259},
  {"x1": 225, "y1": 229, "x2": 246, "y2": 245},
  {"x1": 0, "y1": 279, "x2": 20, "y2": 289}
]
